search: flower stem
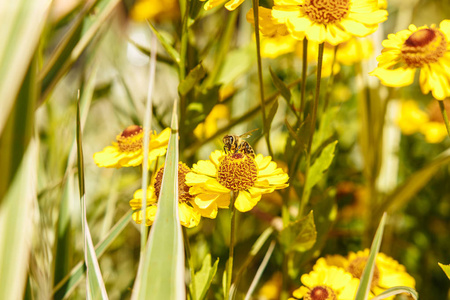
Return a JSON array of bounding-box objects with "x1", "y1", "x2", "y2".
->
[
  {"x1": 323, "y1": 45, "x2": 338, "y2": 112},
  {"x1": 225, "y1": 192, "x2": 237, "y2": 299},
  {"x1": 300, "y1": 39, "x2": 308, "y2": 120},
  {"x1": 299, "y1": 43, "x2": 324, "y2": 217},
  {"x1": 252, "y1": 0, "x2": 273, "y2": 157},
  {"x1": 438, "y1": 100, "x2": 450, "y2": 138},
  {"x1": 183, "y1": 227, "x2": 196, "y2": 299}
]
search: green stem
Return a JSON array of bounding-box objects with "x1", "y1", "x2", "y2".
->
[
  {"x1": 252, "y1": 0, "x2": 273, "y2": 157},
  {"x1": 179, "y1": 0, "x2": 190, "y2": 139},
  {"x1": 299, "y1": 43, "x2": 324, "y2": 217},
  {"x1": 323, "y1": 45, "x2": 338, "y2": 112},
  {"x1": 183, "y1": 227, "x2": 196, "y2": 300},
  {"x1": 300, "y1": 39, "x2": 308, "y2": 121},
  {"x1": 225, "y1": 192, "x2": 237, "y2": 300},
  {"x1": 438, "y1": 100, "x2": 450, "y2": 138},
  {"x1": 281, "y1": 252, "x2": 290, "y2": 300}
]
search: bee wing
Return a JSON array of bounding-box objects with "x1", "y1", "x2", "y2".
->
[{"x1": 238, "y1": 128, "x2": 259, "y2": 138}]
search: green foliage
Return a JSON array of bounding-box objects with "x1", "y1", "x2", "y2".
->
[
  {"x1": 279, "y1": 211, "x2": 317, "y2": 253},
  {"x1": 192, "y1": 254, "x2": 219, "y2": 300},
  {"x1": 438, "y1": 263, "x2": 450, "y2": 280}
]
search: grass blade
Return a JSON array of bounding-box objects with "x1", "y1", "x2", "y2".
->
[
  {"x1": 0, "y1": 1, "x2": 50, "y2": 135},
  {"x1": 354, "y1": 213, "x2": 387, "y2": 300},
  {"x1": 76, "y1": 95, "x2": 109, "y2": 299},
  {"x1": 0, "y1": 139, "x2": 38, "y2": 300},
  {"x1": 53, "y1": 210, "x2": 132, "y2": 299},
  {"x1": 370, "y1": 286, "x2": 418, "y2": 300},
  {"x1": 136, "y1": 102, "x2": 186, "y2": 300}
]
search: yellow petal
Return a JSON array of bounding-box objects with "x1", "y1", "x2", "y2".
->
[
  {"x1": 179, "y1": 202, "x2": 201, "y2": 228},
  {"x1": 370, "y1": 67, "x2": 416, "y2": 87},
  {"x1": 193, "y1": 160, "x2": 217, "y2": 177},
  {"x1": 204, "y1": 178, "x2": 230, "y2": 193},
  {"x1": 210, "y1": 150, "x2": 225, "y2": 167},
  {"x1": 271, "y1": 6, "x2": 301, "y2": 23},
  {"x1": 185, "y1": 172, "x2": 211, "y2": 185},
  {"x1": 194, "y1": 193, "x2": 220, "y2": 209},
  {"x1": 235, "y1": 190, "x2": 261, "y2": 212},
  {"x1": 224, "y1": 0, "x2": 245, "y2": 10}
]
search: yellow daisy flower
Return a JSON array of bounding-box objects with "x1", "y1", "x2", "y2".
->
[
  {"x1": 130, "y1": 0, "x2": 179, "y2": 22},
  {"x1": 93, "y1": 126, "x2": 170, "y2": 168},
  {"x1": 130, "y1": 162, "x2": 202, "y2": 228},
  {"x1": 397, "y1": 100, "x2": 449, "y2": 143},
  {"x1": 194, "y1": 104, "x2": 229, "y2": 140},
  {"x1": 185, "y1": 150, "x2": 289, "y2": 213},
  {"x1": 319, "y1": 249, "x2": 416, "y2": 298},
  {"x1": 289, "y1": 265, "x2": 360, "y2": 300},
  {"x1": 371, "y1": 20, "x2": 450, "y2": 100},
  {"x1": 247, "y1": 7, "x2": 298, "y2": 58},
  {"x1": 201, "y1": 0, "x2": 245, "y2": 11},
  {"x1": 272, "y1": 0, "x2": 387, "y2": 45}
]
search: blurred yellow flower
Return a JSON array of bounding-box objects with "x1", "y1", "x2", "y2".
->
[
  {"x1": 397, "y1": 100, "x2": 448, "y2": 143},
  {"x1": 318, "y1": 249, "x2": 416, "y2": 299},
  {"x1": 130, "y1": 162, "x2": 203, "y2": 228},
  {"x1": 272, "y1": 0, "x2": 387, "y2": 45},
  {"x1": 201, "y1": 0, "x2": 245, "y2": 11},
  {"x1": 93, "y1": 126, "x2": 170, "y2": 168},
  {"x1": 185, "y1": 150, "x2": 289, "y2": 213},
  {"x1": 258, "y1": 272, "x2": 282, "y2": 300},
  {"x1": 194, "y1": 104, "x2": 229, "y2": 140},
  {"x1": 130, "y1": 0, "x2": 179, "y2": 22},
  {"x1": 246, "y1": 7, "x2": 298, "y2": 58},
  {"x1": 371, "y1": 20, "x2": 450, "y2": 100},
  {"x1": 289, "y1": 265, "x2": 360, "y2": 300}
]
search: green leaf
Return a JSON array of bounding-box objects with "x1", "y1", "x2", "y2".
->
[
  {"x1": 137, "y1": 103, "x2": 185, "y2": 299},
  {"x1": 312, "y1": 107, "x2": 338, "y2": 153},
  {"x1": 193, "y1": 254, "x2": 219, "y2": 300},
  {"x1": 265, "y1": 99, "x2": 279, "y2": 134},
  {"x1": 216, "y1": 44, "x2": 256, "y2": 85},
  {"x1": 53, "y1": 210, "x2": 132, "y2": 299},
  {"x1": 0, "y1": 139, "x2": 38, "y2": 300},
  {"x1": 371, "y1": 286, "x2": 418, "y2": 300},
  {"x1": 178, "y1": 64, "x2": 206, "y2": 96},
  {"x1": 354, "y1": 213, "x2": 387, "y2": 300},
  {"x1": 147, "y1": 21, "x2": 181, "y2": 64},
  {"x1": 269, "y1": 67, "x2": 291, "y2": 102},
  {"x1": 304, "y1": 141, "x2": 337, "y2": 200},
  {"x1": 0, "y1": 1, "x2": 48, "y2": 135},
  {"x1": 376, "y1": 149, "x2": 450, "y2": 219},
  {"x1": 438, "y1": 263, "x2": 450, "y2": 280},
  {"x1": 279, "y1": 211, "x2": 316, "y2": 253}
]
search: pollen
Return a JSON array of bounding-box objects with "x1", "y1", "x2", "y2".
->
[
  {"x1": 117, "y1": 125, "x2": 144, "y2": 152},
  {"x1": 346, "y1": 256, "x2": 380, "y2": 289},
  {"x1": 154, "y1": 162, "x2": 192, "y2": 202},
  {"x1": 217, "y1": 153, "x2": 258, "y2": 191},
  {"x1": 303, "y1": 0, "x2": 350, "y2": 24},
  {"x1": 305, "y1": 286, "x2": 336, "y2": 300},
  {"x1": 401, "y1": 28, "x2": 447, "y2": 68}
]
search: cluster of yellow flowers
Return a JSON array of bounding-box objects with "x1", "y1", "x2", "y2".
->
[
  {"x1": 93, "y1": 125, "x2": 289, "y2": 228},
  {"x1": 289, "y1": 249, "x2": 415, "y2": 300}
]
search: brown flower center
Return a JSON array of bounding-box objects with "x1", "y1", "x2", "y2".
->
[
  {"x1": 304, "y1": 286, "x2": 337, "y2": 300},
  {"x1": 154, "y1": 162, "x2": 192, "y2": 202},
  {"x1": 303, "y1": 0, "x2": 350, "y2": 24},
  {"x1": 401, "y1": 28, "x2": 447, "y2": 68},
  {"x1": 117, "y1": 125, "x2": 144, "y2": 152},
  {"x1": 217, "y1": 153, "x2": 258, "y2": 191},
  {"x1": 346, "y1": 256, "x2": 380, "y2": 289}
]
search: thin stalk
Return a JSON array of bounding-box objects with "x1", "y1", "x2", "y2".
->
[
  {"x1": 179, "y1": 0, "x2": 190, "y2": 138},
  {"x1": 323, "y1": 45, "x2": 338, "y2": 112},
  {"x1": 438, "y1": 100, "x2": 450, "y2": 138},
  {"x1": 183, "y1": 228, "x2": 196, "y2": 299},
  {"x1": 280, "y1": 252, "x2": 290, "y2": 300},
  {"x1": 251, "y1": 0, "x2": 273, "y2": 157},
  {"x1": 225, "y1": 192, "x2": 237, "y2": 300},
  {"x1": 300, "y1": 39, "x2": 308, "y2": 121},
  {"x1": 299, "y1": 43, "x2": 324, "y2": 217}
]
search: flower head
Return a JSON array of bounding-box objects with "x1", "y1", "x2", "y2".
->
[
  {"x1": 371, "y1": 20, "x2": 450, "y2": 100},
  {"x1": 130, "y1": 0, "x2": 179, "y2": 22},
  {"x1": 289, "y1": 265, "x2": 360, "y2": 300},
  {"x1": 130, "y1": 162, "x2": 202, "y2": 228},
  {"x1": 93, "y1": 126, "x2": 170, "y2": 168},
  {"x1": 272, "y1": 0, "x2": 387, "y2": 45},
  {"x1": 185, "y1": 150, "x2": 289, "y2": 214}
]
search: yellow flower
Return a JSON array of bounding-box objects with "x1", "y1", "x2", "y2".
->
[
  {"x1": 93, "y1": 126, "x2": 170, "y2": 168},
  {"x1": 319, "y1": 249, "x2": 416, "y2": 299},
  {"x1": 130, "y1": 0, "x2": 179, "y2": 22},
  {"x1": 201, "y1": 0, "x2": 245, "y2": 11},
  {"x1": 130, "y1": 162, "x2": 202, "y2": 228},
  {"x1": 397, "y1": 100, "x2": 448, "y2": 143},
  {"x1": 185, "y1": 150, "x2": 289, "y2": 213},
  {"x1": 272, "y1": 0, "x2": 387, "y2": 45},
  {"x1": 336, "y1": 38, "x2": 374, "y2": 65},
  {"x1": 247, "y1": 7, "x2": 298, "y2": 58},
  {"x1": 289, "y1": 265, "x2": 360, "y2": 300},
  {"x1": 194, "y1": 104, "x2": 229, "y2": 140},
  {"x1": 371, "y1": 20, "x2": 450, "y2": 100}
]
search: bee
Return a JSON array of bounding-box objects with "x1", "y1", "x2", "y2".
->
[{"x1": 223, "y1": 129, "x2": 258, "y2": 158}]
